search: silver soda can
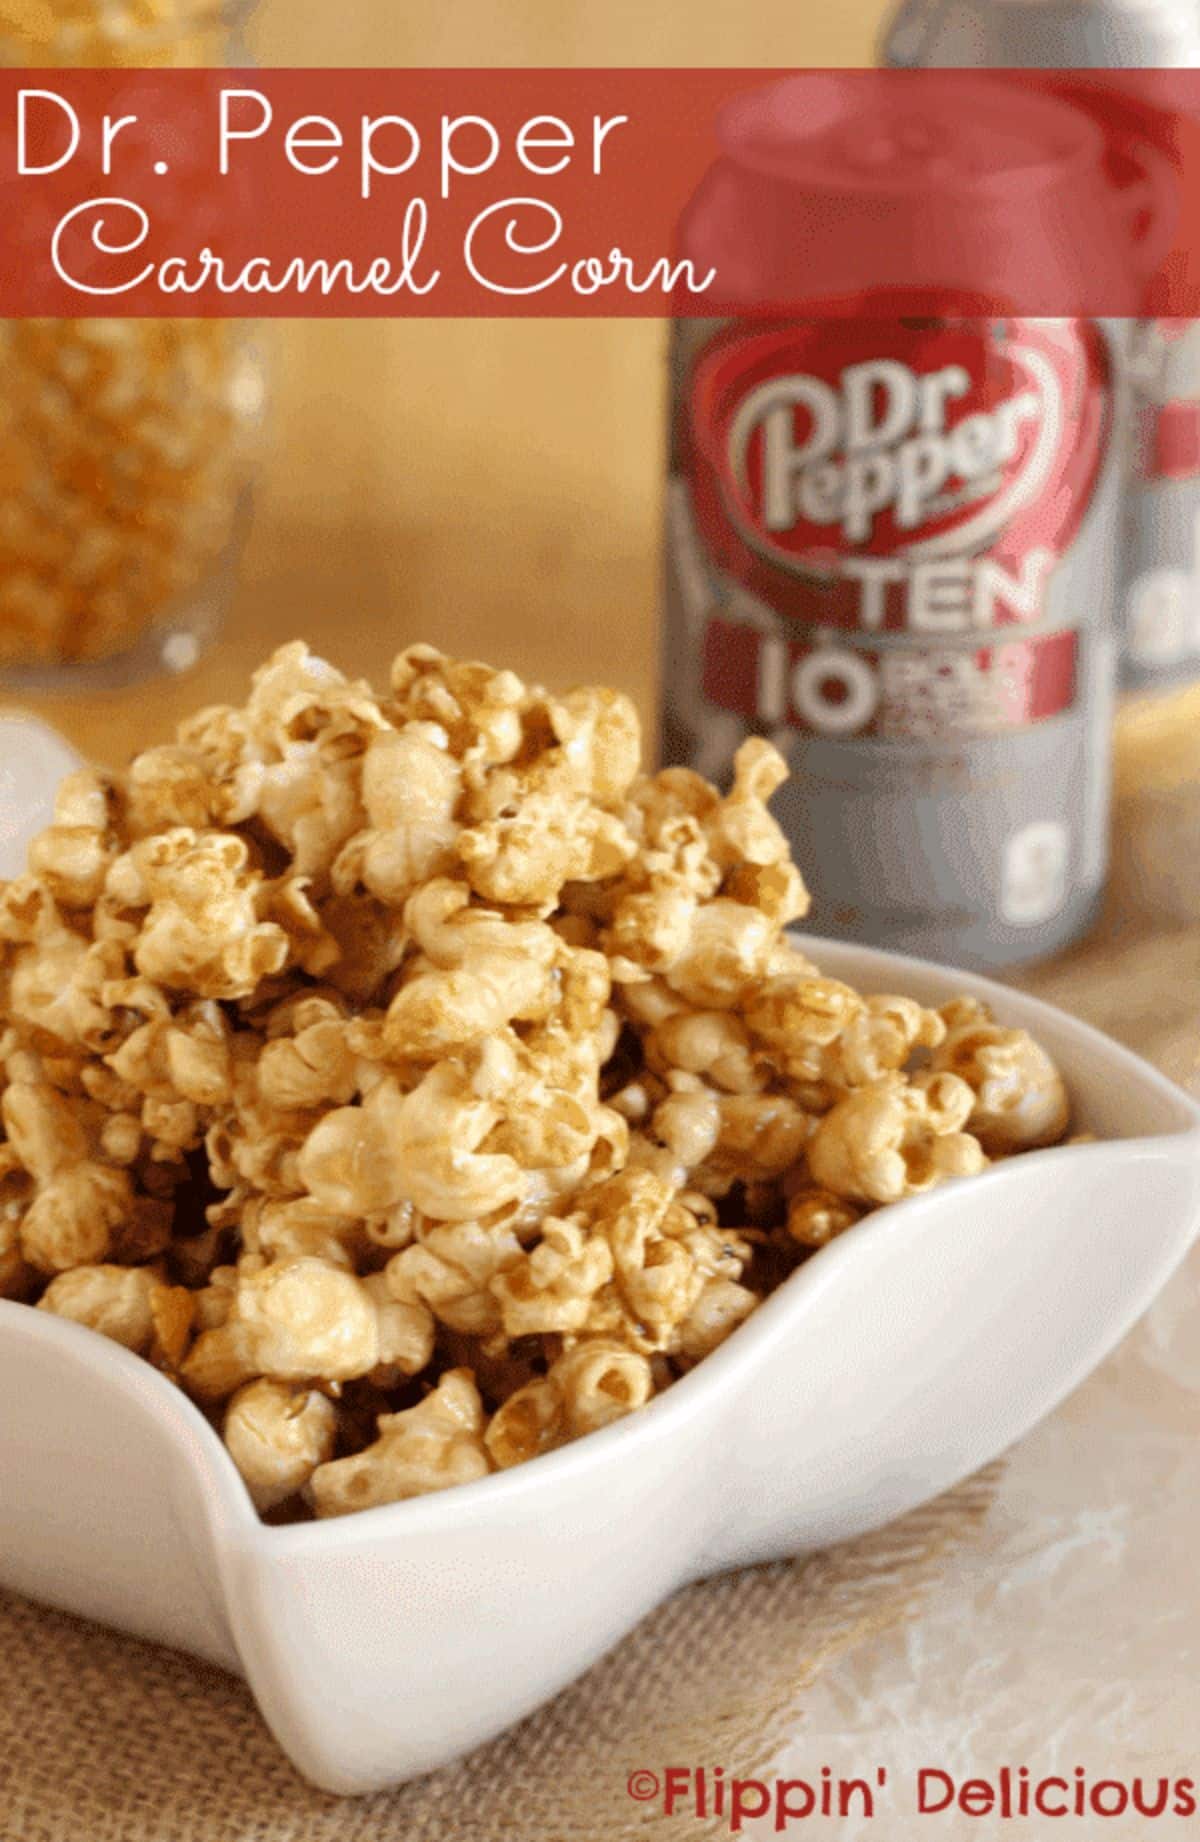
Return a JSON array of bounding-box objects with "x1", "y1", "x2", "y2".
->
[
  {"x1": 879, "y1": 1, "x2": 1200, "y2": 697},
  {"x1": 661, "y1": 312, "x2": 1126, "y2": 969},
  {"x1": 1122, "y1": 320, "x2": 1200, "y2": 690},
  {"x1": 881, "y1": 0, "x2": 1200, "y2": 71}
]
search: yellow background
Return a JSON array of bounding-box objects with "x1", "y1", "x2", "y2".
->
[{"x1": 37, "y1": 0, "x2": 889, "y2": 761}]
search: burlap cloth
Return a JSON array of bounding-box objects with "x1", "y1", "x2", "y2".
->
[{"x1": 0, "y1": 1466, "x2": 999, "y2": 1842}]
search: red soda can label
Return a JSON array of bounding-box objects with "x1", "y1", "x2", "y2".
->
[
  {"x1": 1148, "y1": 398, "x2": 1200, "y2": 480},
  {"x1": 679, "y1": 314, "x2": 1111, "y2": 741}
]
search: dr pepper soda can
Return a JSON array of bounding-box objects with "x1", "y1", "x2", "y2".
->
[{"x1": 660, "y1": 75, "x2": 1139, "y2": 969}]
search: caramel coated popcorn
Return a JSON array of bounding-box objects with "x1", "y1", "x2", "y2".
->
[{"x1": 0, "y1": 643, "x2": 1074, "y2": 1518}]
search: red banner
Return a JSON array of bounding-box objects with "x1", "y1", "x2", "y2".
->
[{"x1": 4, "y1": 68, "x2": 1200, "y2": 316}]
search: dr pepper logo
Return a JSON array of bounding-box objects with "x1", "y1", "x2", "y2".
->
[
  {"x1": 681, "y1": 315, "x2": 1112, "y2": 738},
  {"x1": 685, "y1": 316, "x2": 1110, "y2": 630}
]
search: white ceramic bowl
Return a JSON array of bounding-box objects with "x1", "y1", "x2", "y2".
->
[{"x1": 2, "y1": 937, "x2": 1198, "y2": 1794}]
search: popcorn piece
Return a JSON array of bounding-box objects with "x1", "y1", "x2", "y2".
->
[
  {"x1": 480, "y1": 1372, "x2": 561, "y2": 1469},
  {"x1": 308, "y1": 1369, "x2": 491, "y2": 1517},
  {"x1": 360, "y1": 1272, "x2": 435, "y2": 1385},
  {"x1": 745, "y1": 975, "x2": 863, "y2": 1082},
  {"x1": 389, "y1": 646, "x2": 525, "y2": 762},
  {"x1": 605, "y1": 876, "x2": 699, "y2": 978},
  {"x1": 148, "y1": 1278, "x2": 195, "y2": 1368},
  {"x1": 386, "y1": 1218, "x2": 524, "y2": 1337},
  {"x1": 692, "y1": 1093, "x2": 812, "y2": 1195},
  {"x1": 484, "y1": 1340, "x2": 653, "y2": 1469},
  {"x1": 455, "y1": 727, "x2": 636, "y2": 912},
  {"x1": 25, "y1": 772, "x2": 116, "y2": 910},
  {"x1": 807, "y1": 1073, "x2": 985, "y2": 1206},
  {"x1": 931, "y1": 998, "x2": 1070, "y2": 1155},
  {"x1": 402, "y1": 877, "x2": 558, "y2": 983},
  {"x1": 1, "y1": 1081, "x2": 88, "y2": 1182},
  {"x1": 824, "y1": 994, "x2": 946, "y2": 1089},
  {"x1": 785, "y1": 1188, "x2": 863, "y2": 1249},
  {"x1": 37, "y1": 1262, "x2": 189, "y2": 1357},
  {"x1": 183, "y1": 1257, "x2": 379, "y2": 1400},
  {"x1": 549, "y1": 686, "x2": 641, "y2": 807},
  {"x1": 674, "y1": 1278, "x2": 759, "y2": 1362},
  {"x1": 552, "y1": 1338, "x2": 655, "y2": 1433},
  {"x1": 191, "y1": 1264, "x2": 239, "y2": 1332},
  {"x1": 298, "y1": 1065, "x2": 527, "y2": 1223},
  {"x1": 20, "y1": 1162, "x2": 133, "y2": 1275},
  {"x1": 240, "y1": 1195, "x2": 369, "y2": 1270},
  {"x1": 124, "y1": 746, "x2": 220, "y2": 839},
  {"x1": 229, "y1": 1256, "x2": 380, "y2": 1382},
  {"x1": 165, "y1": 1013, "x2": 233, "y2": 1107},
  {"x1": 177, "y1": 1323, "x2": 250, "y2": 1403},
  {"x1": 647, "y1": 1009, "x2": 764, "y2": 1095},
  {"x1": 337, "y1": 725, "x2": 462, "y2": 905},
  {"x1": 116, "y1": 830, "x2": 289, "y2": 1000},
  {"x1": 4, "y1": 930, "x2": 111, "y2": 1052},
  {"x1": 560, "y1": 1167, "x2": 752, "y2": 1354},
  {"x1": 255, "y1": 1013, "x2": 357, "y2": 1113},
  {"x1": 295, "y1": 1081, "x2": 413, "y2": 1217},
  {"x1": 663, "y1": 901, "x2": 777, "y2": 1010},
  {"x1": 224, "y1": 1380, "x2": 338, "y2": 1513},
  {"x1": 706, "y1": 739, "x2": 799, "y2": 876},
  {"x1": 651, "y1": 1088, "x2": 723, "y2": 1171},
  {"x1": 383, "y1": 944, "x2": 554, "y2": 1056},
  {"x1": 491, "y1": 1215, "x2": 615, "y2": 1339}
]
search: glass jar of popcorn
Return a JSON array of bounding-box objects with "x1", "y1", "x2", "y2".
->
[{"x1": 0, "y1": 0, "x2": 263, "y2": 687}]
